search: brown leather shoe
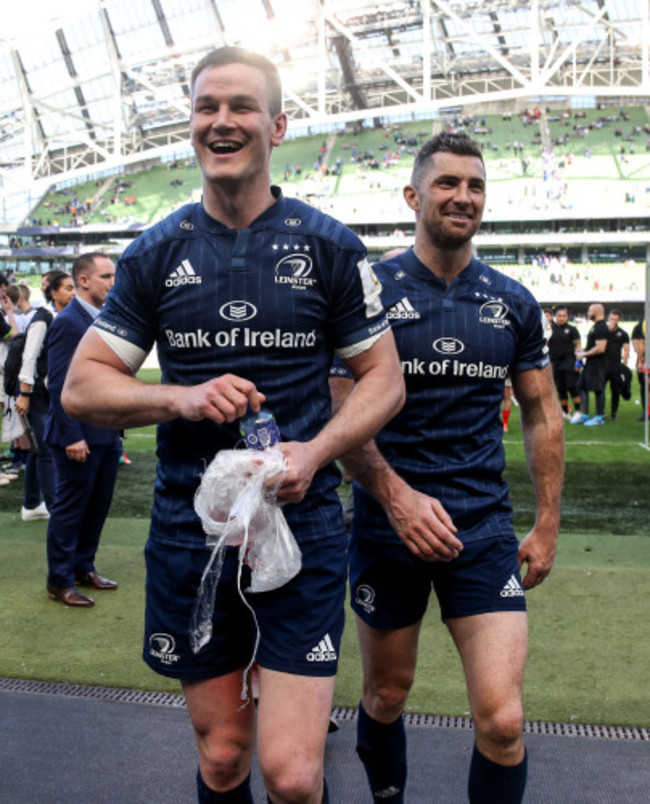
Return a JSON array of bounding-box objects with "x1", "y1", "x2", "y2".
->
[
  {"x1": 75, "y1": 571, "x2": 118, "y2": 591},
  {"x1": 47, "y1": 585, "x2": 95, "y2": 607}
]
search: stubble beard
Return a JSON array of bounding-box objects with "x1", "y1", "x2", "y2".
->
[{"x1": 424, "y1": 218, "x2": 479, "y2": 251}]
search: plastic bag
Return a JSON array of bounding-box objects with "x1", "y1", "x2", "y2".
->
[{"x1": 190, "y1": 448, "x2": 302, "y2": 656}]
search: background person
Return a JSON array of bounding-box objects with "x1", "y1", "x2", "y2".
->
[
  {"x1": 0, "y1": 275, "x2": 20, "y2": 477},
  {"x1": 604, "y1": 308, "x2": 630, "y2": 421},
  {"x1": 44, "y1": 253, "x2": 121, "y2": 608},
  {"x1": 631, "y1": 319, "x2": 647, "y2": 421},
  {"x1": 2, "y1": 284, "x2": 37, "y2": 473},
  {"x1": 331, "y1": 132, "x2": 564, "y2": 804},
  {"x1": 62, "y1": 46, "x2": 404, "y2": 804},
  {"x1": 16, "y1": 271, "x2": 75, "y2": 520},
  {"x1": 6, "y1": 283, "x2": 37, "y2": 330},
  {"x1": 570, "y1": 303, "x2": 608, "y2": 427},
  {"x1": 1, "y1": 273, "x2": 19, "y2": 397},
  {"x1": 548, "y1": 305, "x2": 582, "y2": 419}
]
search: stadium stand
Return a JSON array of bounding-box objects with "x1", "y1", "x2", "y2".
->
[{"x1": 2, "y1": 104, "x2": 649, "y2": 315}]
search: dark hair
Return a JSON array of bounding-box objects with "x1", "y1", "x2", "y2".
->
[
  {"x1": 45, "y1": 271, "x2": 71, "y2": 302},
  {"x1": 191, "y1": 46, "x2": 282, "y2": 117},
  {"x1": 554, "y1": 305, "x2": 569, "y2": 314},
  {"x1": 41, "y1": 269, "x2": 60, "y2": 284},
  {"x1": 411, "y1": 132, "x2": 484, "y2": 188},
  {"x1": 72, "y1": 252, "x2": 106, "y2": 286},
  {"x1": 609, "y1": 308, "x2": 622, "y2": 318}
]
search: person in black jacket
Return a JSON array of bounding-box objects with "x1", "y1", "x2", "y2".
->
[
  {"x1": 604, "y1": 309, "x2": 630, "y2": 421},
  {"x1": 631, "y1": 320, "x2": 647, "y2": 421},
  {"x1": 548, "y1": 306, "x2": 581, "y2": 419},
  {"x1": 570, "y1": 303, "x2": 609, "y2": 426}
]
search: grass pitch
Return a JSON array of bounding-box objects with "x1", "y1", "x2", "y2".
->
[{"x1": 1, "y1": 389, "x2": 649, "y2": 727}]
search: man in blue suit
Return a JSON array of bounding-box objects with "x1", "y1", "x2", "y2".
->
[{"x1": 45, "y1": 253, "x2": 121, "y2": 607}]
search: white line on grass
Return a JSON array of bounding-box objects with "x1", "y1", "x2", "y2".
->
[{"x1": 504, "y1": 439, "x2": 642, "y2": 446}]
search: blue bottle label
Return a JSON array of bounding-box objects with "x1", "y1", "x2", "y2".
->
[{"x1": 239, "y1": 409, "x2": 281, "y2": 450}]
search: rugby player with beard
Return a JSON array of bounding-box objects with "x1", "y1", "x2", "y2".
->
[{"x1": 331, "y1": 132, "x2": 564, "y2": 804}]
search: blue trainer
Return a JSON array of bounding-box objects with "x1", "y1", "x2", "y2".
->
[
  {"x1": 584, "y1": 415, "x2": 605, "y2": 427},
  {"x1": 569, "y1": 412, "x2": 589, "y2": 424}
]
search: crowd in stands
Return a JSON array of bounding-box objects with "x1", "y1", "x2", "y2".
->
[
  {"x1": 496, "y1": 256, "x2": 644, "y2": 302},
  {"x1": 9, "y1": 104, "x2": 649, "y2": 255}
]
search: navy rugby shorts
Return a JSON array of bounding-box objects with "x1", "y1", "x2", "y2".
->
[
  {"x1": 349, "y1": 533, "x2": 527, "y2": 629},
  {"x1": 143, "y1": 532, "x2": 347, "y2": 680}
]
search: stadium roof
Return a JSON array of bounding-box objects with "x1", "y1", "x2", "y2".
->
[{"x1": 1, "y1": 0, "x2": 648, "y2": 221}]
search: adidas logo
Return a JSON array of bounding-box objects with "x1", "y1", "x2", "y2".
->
[
  {"x1": 165, "y1": 259, "x2": 202, "y2": 287},
  {"x1": 387, "y1": 297, "x2": 420, "y2": 319},
  {"x1": 374, "y1": 786, "x2": 401, "y2": 799},
  {"x1": 500, "y1": 574, "x2": 525, "y2": 598},
  {"x1": 306, "y1": 634, "x2": 337, "y2": 663}
]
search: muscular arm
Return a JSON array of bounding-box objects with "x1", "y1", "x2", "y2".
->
[
  {"x1": 581, "y1": 337, "x2": 607, "y2": 359},
  {"x1": 632, "y1": 338, "x2": 645, "y2": 369},
  {"x1": 511, "y1": 365, "x2": 564, "y2": 589},
  {"x1": 276, "y1": 331, "x2": 405, "y2": 504},
  {"x1": 62, "y1": 328, "x2": 265, "y2": 429},
  {"x1": 64, "y1": 328, "x2": 405, "y2": 505},
  {"x1": 328, "y1": 375, "x2": 460, "y2": 561}
]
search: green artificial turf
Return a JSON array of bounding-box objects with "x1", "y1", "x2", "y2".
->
[{"x1": 1, "y1": 389, "x2": 649, "y2": 726}]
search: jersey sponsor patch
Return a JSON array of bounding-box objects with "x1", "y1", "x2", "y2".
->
[
  {"x1": 479, "y1": 300, "x2": 510, "y2": 328},
  {"x1": 357, "y1": 258, "x2": 384, "y2": 319},
  {"x1": 387, "y1": 297, "x2": 421, "y2": 320},
  {"x1": 274, "y1": 251, "x2": 317, "y2": 290},
  {"x1": 219, "y1": 300, "x2": 258, "y2": 322},
  {"x1": 165, "y1": 259, "x2": 202, "y2": 287},
  {"x1": 433, "y1": 337, "x2": 465, "y2": 356}
]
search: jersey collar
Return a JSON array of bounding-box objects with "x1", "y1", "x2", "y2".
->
[
  {"x1": 195, "y1": 185, "x2": 286, "y2": 233},
  {"x1": 402, "y1": 249, "x2": 480, "y2": 287}
]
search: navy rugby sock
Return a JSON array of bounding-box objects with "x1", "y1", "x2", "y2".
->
[
  {"x1": 356, "y1": 701, "x2": 406, "y2": 803},
  {"x1": 197, "y1": 768, "x2": 253, "y2": 803},
  {"x1": 468, "y1": 745, "x2": 528, "y2": 804}
]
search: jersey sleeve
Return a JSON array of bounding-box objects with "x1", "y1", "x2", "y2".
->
[
  {"x1": 329, "y1": 354, "x2": 354, "y2": 379},
  {"x1": 325, "y1": 248, "x2": 390, "y2": 360},
  {"x1": 511, "y1": 296, "x2": 551, "y2": 373},
  {"x1": 93, "y1": 247, "x2": 158, "y2": 373}
]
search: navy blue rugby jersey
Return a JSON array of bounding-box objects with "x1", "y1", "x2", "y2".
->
[
  {"x1": 337, "y1": 248, "x2": 549, "y2": 545},
  {"x1": 94, "y1": 189, "x2": 388, "y2": 548}
]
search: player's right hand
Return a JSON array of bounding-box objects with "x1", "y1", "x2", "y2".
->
[
  {"x1": 386, "y1": 485, "x2": 462, "y2": 562},
  {"x1": 177, "y1": 374, "x2": 264, "y2": 423}
]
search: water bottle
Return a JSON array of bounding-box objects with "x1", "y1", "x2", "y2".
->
[{"x1": 239, "y1": 408, "x2": 281, "y2": 450}]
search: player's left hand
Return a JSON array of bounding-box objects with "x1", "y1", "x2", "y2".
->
[
  {"x1": 271, "y1": 441, "x2": 318, "y2": 505},
  {"x1": 517, "y1": 527, "x2": 557, "y2": 589}
]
